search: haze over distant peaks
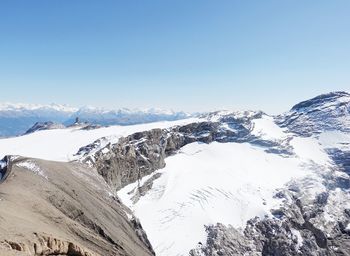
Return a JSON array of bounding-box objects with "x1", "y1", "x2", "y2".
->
[{"x1": 0, "y1": 103, "x2": 191, "y2": 137}]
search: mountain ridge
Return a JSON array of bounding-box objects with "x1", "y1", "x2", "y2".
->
[
  {"x1": 0, "y1": 103, "x2": 192, "y2": 137},
  {"x1": 1, "y1": 91, "x2": 350, "y2": 256}
]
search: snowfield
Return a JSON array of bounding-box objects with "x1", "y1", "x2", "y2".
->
[
  {"x1": 0, "y1": 118, "x2": 202, "y2": 161},
  {"x1": 0, "y1": 99, "x2": 349, "y2": 256},
  {"x1": 118, "y1": 139, "x2": 331, "y2": 256},
  {"x1": 251, "y1": 115, "x2": 288, "y2": 141}
]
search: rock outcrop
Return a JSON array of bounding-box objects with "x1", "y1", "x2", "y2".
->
[
  {"x1": 190, "y1": 171, "x2": 350, "y2": 256},
  {"x1": 24, "y1": 121, "x2": 65, "y2": 135},
  {"x1": 1, "y1": 234, "x2": 95, "y2": 256},
  {"x1": 276, "y1": 91, "x2": 350, "y2": 136},
  {"x1": 77, "y1": 111, "x2": 272, "y2": 190},
  {"x1": 0, "y1": 156, "x2": 154, "y2": 256}
]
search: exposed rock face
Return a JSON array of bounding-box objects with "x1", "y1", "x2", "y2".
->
[
  {"x1": 1, "y1": 234, "x2": 95, "y2": 256},
  {"x1": 326, "y1": 148, "x2": 350, "y2": 175},
  {"x1": 3, "y1": 92, "x2": 350, "y2": 256},
  {"x1": 5, "y1": 92, "x2": 347, "y2": 256},
  {"x1": 77, "y1": 111, "x2": 272, "y2": 190},
  {"x1": 190, "y1": 170, "x2": 350, "y2": 256},
  {"x1": 0, "y1": 155, "x2": 15, "y2": 183},
  {"x1": 131, "y1": 173, "x2": 162, "y2": 204},
  {"x1": 191, "y1": 203, "x2": 350, "y2": 256},
  {"x1": 0, "y1": 156, "x2": 154, "y2": 256},
  {"x1": 24, "y1": 121, "x2": 65, "y2": 134},
  {"x1": 276, "y1": 91, "x2": 350, "y2": 181},
  {"x1": 81, "y1": 128, "x2": 169, "y2": 189},
  {"x1": 276, "y1": 91, "x2": 350, "y2": 136},
  {"x1": 74, "y1": 104, "x2": 350, "y2": 256}
]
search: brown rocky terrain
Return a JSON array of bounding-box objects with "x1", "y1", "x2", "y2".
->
[{"x1": 0, "y1": 156, "x2": 154, "y2": 256}]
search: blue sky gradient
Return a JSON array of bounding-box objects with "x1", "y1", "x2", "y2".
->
[{"x1": 0, "y1": 0, "x2": 349, "y2": 113}]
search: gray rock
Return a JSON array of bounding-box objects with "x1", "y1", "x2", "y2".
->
[
  {"x1": 78, "y1": 112, "x2": 289, "y2": 190},
  {"x1": 24, "y1": 121, "x2": 65, "y2": 135}
]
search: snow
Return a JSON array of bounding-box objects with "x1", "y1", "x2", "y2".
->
[
  {"x1": 0, "y1": 102, "x2": 77, "y2": 112},
  {"x1": 291, "y1": 229, "x2": 303, "y2": 250},
  {"x1": 318, "y1": 131, "x2": 350, "y2": 150},
  {"x1": 346, "y1": 223, "x2": 350, "y2": 232},
  {"x1": 74, "y1": 105, "x2": 190, "y2": 116},
  {"x1": 251, "y1": 115, "x2": 288, "y2": 141},
  {"x1": 290, "y1": 137, "x2": 331, "y2": 165},
  {"x1": 101, "y1": 148, "x2": 110, "y2": 154},
  {"x1": 0, "y1": 118, "x2": 203, "y2": 161},
  {"x1": 0, "y1": 160, "x2": 6, "y2": 169},
  {"x1": 118, "y1": 141, "x2": 315, "y2": 256},
  {"x1": 16, "y1": 161, "x2": 48, "y2": 179},
  {"x1": 0, "y1": 102, "x2": 190, "y2": 116},
  {"x1": 320, "y1": 188, "x2": 350, "y2": 229},
  {"x1": 206, "y1": 110, "x2": 259, "y2": 122}
]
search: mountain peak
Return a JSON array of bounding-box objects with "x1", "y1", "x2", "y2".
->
[
  {"x1": 278, "y1": 91, "x2": 350, "y2": 135},
  {"x1": 0, "y1": 102, "x2": 78, "y2": 113},
  {"x1": 291, "y1": 91, "x2": 350, "y2": 112}
]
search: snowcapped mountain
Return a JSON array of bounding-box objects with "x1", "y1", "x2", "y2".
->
[
  {"x1": 277, "y1": 91, "x2": 350, "y2": 135},
  {"x1": 0, "y1": 102, "x2": 77, "y2": 112},
  {"x1": 64, "y1": 106, "x2": 191, "y2": 126},
  {"x1": 1, "y1": 91, "x2": 350, "y2": 256},
  {"x1": 0, "y1": 103, "x2": 76, "y2": 137},
  {"x1": 0, "y1": 103, "x2": 192, "y2": 137}
]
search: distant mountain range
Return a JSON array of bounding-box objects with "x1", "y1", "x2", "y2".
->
[{"x1": 0, "y1": 103, "x2": 191, "y2": 137}]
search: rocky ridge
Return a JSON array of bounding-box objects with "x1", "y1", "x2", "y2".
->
[
  {"x1": 1, "y1": 91, "x2": 350, "y2": 256},
  {"x1": 24, "y1": 121, "x2": 66, "y2": 135},
  {"x1": 0, "y1": 156, "x2": 155, "y2": 256},
  {"x1": 76, "y1": 110, "x2": 277, "y2": 190},
  {"x1": 276, "y1": 91, "x2": 350, "y2": 136},
  {"x1": 75, "y1": 92, "x2": 350, "y2": 256}
]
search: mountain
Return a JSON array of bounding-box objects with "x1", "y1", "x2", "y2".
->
[
  {"x1": 0, "y1": 103, "x2": 191, "y2": 137},
  {"x1": 276, "y1": 91, "x2": 350, "y2": 136},
  {"x1": 0, "y1": 156, "x2": 154, "y2": 256},
  {"x1": 277, "y1": 91, "x2": 350, "y2": 175},
  {"x1": 0, "y1": 103, "x2": 75, "y2": 137},
  {"x1": 64, "y1": 106, "x2": 191, "y2": 126},
  {"x1": 24, "y1": 121, "x2": 66, "y2": 135},
  {"x1": 0, "y1": 92, "x2": 350, "y2": 256}
]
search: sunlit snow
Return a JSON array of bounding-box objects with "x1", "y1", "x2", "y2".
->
[
  {"x1": 118, "y1": 140, "x2": 325, "y2": 256},
  {"x1": 0, "y1": 118, "x2": 202, "y2": 161}
]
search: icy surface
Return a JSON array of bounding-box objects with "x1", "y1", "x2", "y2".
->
[
  {"x1": 118, "y1": 140, "x2": 325, "y2": 256},
  {"x1": 318, "y1": 131, "x2": 350, "y2": 150},
  {"x1": 1, "y1": 93, "x2": 349, "y2": 256},
  {"x1": 290, "y1": 137, "x2": 331, "y2": 165},
  {"x1": 251, "y1": 115, "x2": 288, "y2": 141},
  {"x1": 0, "y1": 118, "x2": 202, "y2": 161}
]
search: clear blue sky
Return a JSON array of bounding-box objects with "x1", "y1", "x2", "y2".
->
[{"x1": 0, "y1": 0, "x2": 349, "y2": 113}]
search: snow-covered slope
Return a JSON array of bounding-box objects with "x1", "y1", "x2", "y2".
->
[
  {"x1": 0, "y1": 118, "x2": 202, "y2": 161},
  {"x1": 277, "y1": 91, "x2": 350, "y2": 135},
  {"x1": 1, "y1": 92, "x2": 350, "y2": 256},
  {"x1": 277, "y1": 91, "x2": 350, "y2": 175},
  {"x1": 0, "y1": 103, "x2": 192, "y2": 137},
  {"x1": 117, "y1": 117, "x2": 333, "y2": 256}
]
